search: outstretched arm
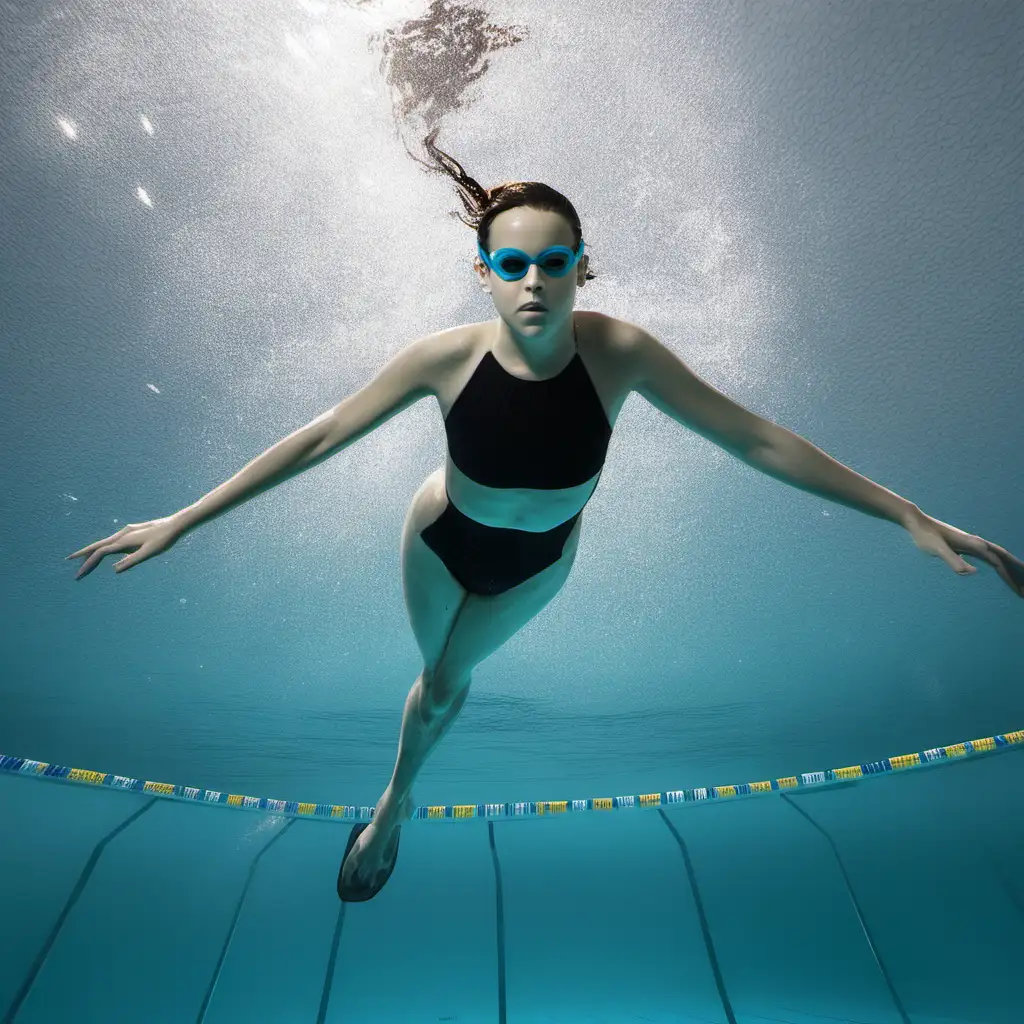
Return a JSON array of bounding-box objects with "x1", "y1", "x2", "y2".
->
[
  {"x1": 620, "y1": 319, "x2": 1023, "y2": 598},
  {"x1": 68, "y1": 331, "x2": 451, "y2": 578},
  {"x1": 173, "y1": 332, "x2": 444, "y2": 536}
]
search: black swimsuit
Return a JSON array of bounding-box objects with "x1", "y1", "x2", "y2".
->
[{"x1": 421, "y1": 330, "x2": 612, "y2": 595}]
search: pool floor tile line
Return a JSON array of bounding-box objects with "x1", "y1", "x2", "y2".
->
[
  {"x1": 2, "y1": 797, "x2": 159, "y2": 1024},
  {"x1": 487, "y1": 821, "x2": 508, "y2": 1024},
  {"x1": 657, "y1": 809, "x2": 738, "y2": 1024},
  {"x1": 780, "y1": 793, "x2": 911, "y2": 1024},
  {"x1": 195, "y1": 817, "x2": 297, "y2": 1024},
  {"x1": 316, "y1": 901, "x2": 347, "y2": 1024}
]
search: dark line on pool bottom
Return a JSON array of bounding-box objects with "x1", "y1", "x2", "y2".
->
[
  {"x1": 657, "y1": 809, "x2": 737, "y2": 1024},
  {"x1": 487, "y1": 821, "x2": 508, "y2": 1024},
  {"x1": 195, "y1": 817, "x2": 297, "y2": 1024},
  {"x1": 318, "y1": 899, "x2": 347, "y2": 1024},
  {"x1": 780, "y1": 792, "x2": 911, "y2": 1024},
  {"x1": 3, "y1": 797, "x2": 159, "y2": 1024}
]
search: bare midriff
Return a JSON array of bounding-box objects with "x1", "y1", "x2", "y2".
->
[{"x1": 444, "y1": 454, "x2": 600, "y2": 532}]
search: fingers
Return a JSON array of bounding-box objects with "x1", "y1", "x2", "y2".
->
[
  {"x1": 942, "y1": 550, "x2": 977, "y2": 575},
  {"x1": 113, "y1": 547, "x2": 149, "y2": 574},
  {"x1": 67, "y1": 539, "x2": 110, "y2": 560},
  {"x1": 990, "y1": 552, "x2": 1024, "y2": 597},
  {"x1": 987, "y1": 542, "x2": 1024, "y2": 579},
  {"x1": 67, "y1": 527, "x2": 126, "y2": 561},
  {"x1": 74, "y1": 543, "x2": 117, "y2": 579},
  {"x1": 969, "y1": 541, "x2": 1023, "y2": 598},
  {"x1": 979, "y1": 552, "x2": 1012, "y2": 589},
  {"x1": 1006, "y1": 561, "x2": 1024, "y2": 593},
  {"x1": 74, "y1": 541, "x2": 134, "y2": 579}
]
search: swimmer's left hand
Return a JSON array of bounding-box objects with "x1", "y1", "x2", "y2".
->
[{"x1": 903, "y1": 508, "x2": 1024, "y2": 598}]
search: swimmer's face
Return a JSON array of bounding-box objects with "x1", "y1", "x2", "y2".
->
[{"x1": 474, "y1": 206, "x2": 588, "y2": 330}]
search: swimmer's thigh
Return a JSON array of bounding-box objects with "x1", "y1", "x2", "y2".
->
[{"x1": 401, "y1": 471, "x2": 581, "y2": 688}]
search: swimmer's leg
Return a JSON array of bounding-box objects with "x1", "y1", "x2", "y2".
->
[{"x1": 338, "y1": 470, "x2": 581, "y2": 900}]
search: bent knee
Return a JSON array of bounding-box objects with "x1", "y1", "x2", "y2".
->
[{"x1": 421, "y1": 666, "x2": 471, "y2": 719}]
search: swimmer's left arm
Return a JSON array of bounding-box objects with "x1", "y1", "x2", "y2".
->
[{"x1": 621, "y1": 318, "x2": 1024, "y2": 597}]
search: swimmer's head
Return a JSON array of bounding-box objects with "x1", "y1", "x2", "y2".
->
[{"x1": 414, "y1": 129, "x2": 593, "y2": 328}]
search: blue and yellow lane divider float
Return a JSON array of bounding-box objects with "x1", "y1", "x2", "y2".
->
[{"x1": 1, "y1": 729, "x2": 1021, "y2": 823}]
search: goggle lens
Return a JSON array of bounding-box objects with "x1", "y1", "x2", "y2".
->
[{"x1": 498, "y1": 252, "x2": 569, "y2": 276}]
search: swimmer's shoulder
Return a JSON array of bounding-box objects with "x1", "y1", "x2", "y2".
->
[
  {"x1": 409, "y1": 322, "x2": 481, "y2": 396},
  {"x1": 574, "y1": 309, "x2": 652, "y2": 395}
]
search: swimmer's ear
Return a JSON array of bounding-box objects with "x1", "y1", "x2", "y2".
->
[{"x1": 474, "y1": 258, "x2": 491, "y2": 292}]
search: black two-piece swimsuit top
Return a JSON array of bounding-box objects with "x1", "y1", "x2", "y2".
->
[{"x1": 444, "y1": 333, "x2": 612, "y2": 501}]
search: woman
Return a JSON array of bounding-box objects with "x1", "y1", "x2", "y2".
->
[{"x1": 69, "y1": 130, "x2": 1024, "y2": 902}]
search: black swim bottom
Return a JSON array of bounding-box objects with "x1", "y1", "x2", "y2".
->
[{"x1": 420, "y1": 498, "x2": 580, "y2": 597}]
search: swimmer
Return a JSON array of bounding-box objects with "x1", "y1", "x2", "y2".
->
[{"x1": 68, "y1": 129, "x2": 1024, "y2": 902}]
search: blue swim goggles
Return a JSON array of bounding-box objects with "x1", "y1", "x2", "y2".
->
[{"x1": 477, "y1": 239, "x2": 585, "y2": 281}]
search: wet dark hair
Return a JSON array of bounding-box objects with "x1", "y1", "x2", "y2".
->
[{"x1": 412, "y1": 128, "x2": 596, "y2": 281}]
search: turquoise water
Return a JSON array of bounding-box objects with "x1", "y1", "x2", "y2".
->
[
  {"x1": 2, "y1": 0, "x2": 1022, "y2": 1021},
  {"x1": 2, "y1": 749, "x2": 1023, "y2": 1022}
]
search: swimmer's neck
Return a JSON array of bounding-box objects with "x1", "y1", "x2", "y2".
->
[{"x1": 491, "y1": 314, "x2": 577, "y2": 377}]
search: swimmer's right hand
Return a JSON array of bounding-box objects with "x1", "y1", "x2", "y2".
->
[{"x1": 67, "y1": 515, "x2": 185, "y2": 580}]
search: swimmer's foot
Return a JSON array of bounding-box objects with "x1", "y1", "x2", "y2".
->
[{"x1": 336, "y1": 786, "x2": 414, "y2": 902}]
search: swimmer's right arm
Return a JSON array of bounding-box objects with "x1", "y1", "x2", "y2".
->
[{"x1": 68, "y1": 332, "x2": 449, "y2": 579}]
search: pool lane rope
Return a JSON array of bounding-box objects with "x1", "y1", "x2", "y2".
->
[{"x1": 2, "y1": 728, "x2": 1021, "y2": 823}]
